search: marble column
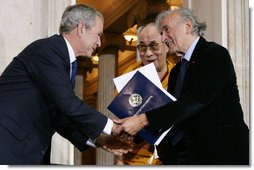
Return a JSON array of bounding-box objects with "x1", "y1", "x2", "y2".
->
[
  {"x1": 96, "y1": 33, "x2": 126, "y2": 165},
  {"x1": 96, "y1": 53, "x2": 116, "y2": 165},
  {"x1": 76, "y1": 57, "x2": 94, "y2": 165},
  {"x1": 227, "y1": 0, "x2": 249, "y2": 126}
]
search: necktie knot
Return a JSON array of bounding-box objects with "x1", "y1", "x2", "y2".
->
[{"x1": 70, "y1": 60, "x2": 77, "y2": 89}]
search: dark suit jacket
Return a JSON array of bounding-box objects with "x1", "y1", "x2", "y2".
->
[
  {"x1": 0, "y1": 35, "x2": 107, "y2": 164},
  {"x1": 146, "y1": 37, "x2": 249, "y2": 165}
]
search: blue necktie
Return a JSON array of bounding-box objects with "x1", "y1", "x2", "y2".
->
[
  {"x1": 70, "y1": 60, "x2": 77, "y2": 89},
  {"x1": 174, "y1": 58, "x2": 188, "y2": 99}
]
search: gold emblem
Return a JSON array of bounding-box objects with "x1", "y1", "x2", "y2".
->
[{"x1": 129, "y1": 93, "x2": 142, "y2": 107}]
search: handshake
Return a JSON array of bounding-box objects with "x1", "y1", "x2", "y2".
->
[{"x1": 95, "y1": 113, "x2": 149, "y2": 156}]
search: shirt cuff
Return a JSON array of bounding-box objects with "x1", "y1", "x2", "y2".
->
[
  {"x1": 103, "y1": 118, "x2": 113, "y2": 135},
  {"x1": 86, "y1": 139, "x2": 96, "y2": 148},
  {"x1": 85, "y1": 118, "x2": 113, "y2": 148}
]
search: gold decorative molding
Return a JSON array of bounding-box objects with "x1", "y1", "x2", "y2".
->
[
  {"x1": 99, "y1": 32, "x2": 126, "y2": 55},
  {"x1": 77, "y1": 57, "x2": 93, "y2": 76},
  {"x1": 126, "y1": 0, "x2": 169, "y2": 28}
]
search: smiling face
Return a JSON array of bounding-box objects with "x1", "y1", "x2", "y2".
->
[
  {"x1": 138, "y1": 24, "x2": 168, "y2": 73},
  {"x1": 160, "y1": 12, "x2": 188, "y2": 55},
  {"x1": 78, "y1": 15, "x2": 103, "y2": 57}
]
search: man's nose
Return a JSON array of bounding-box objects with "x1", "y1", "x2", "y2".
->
[{"x1": 144, "y1": 47, "x2": 153, "y2": 56}]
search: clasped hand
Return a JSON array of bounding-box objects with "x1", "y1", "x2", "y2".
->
[
  {"x1": 99, "y1": 113, "x2": 148, "y2": 156},
  {"x1": 95, "y1": 133, "x2": 133, "y2": 156},
  {"x1": 112, "y1": 113, "x2": 149, "y2": 136}
]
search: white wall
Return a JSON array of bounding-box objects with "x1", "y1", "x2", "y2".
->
[
  {"x1": 0, "y1": 0, "x2": 47, "y2": 73},
  {"x1": 250, "y1": 0, "x2": 254, "y2": 66},
  {"x1": 249, "y1": 0, "x2": 253, "y2": 128},
  {"x1": 0, "y1": 0, "x2": 76, "y2": 165},
  {"x1": 183, "y1": 0, "x2": 224, "y2": 46}
]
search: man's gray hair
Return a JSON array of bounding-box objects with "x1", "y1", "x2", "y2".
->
[
  {"x1": 137, "y1": 23, "x2": 157, "y2": 43},
  {"x1": 59, "y1": 4, "x2": 104, "y2": 34},
  {"x1": 156, "y1": 8, "x2": 206, "y2": 36}
]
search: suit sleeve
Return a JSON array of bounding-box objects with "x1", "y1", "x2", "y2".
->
[
  {"x1": 27, "y1": 42, "x2": 107, "y2": 140},
  {"x1": 146, "y1": 44, "x2": 235, "y2": 131},
  {"x1": 55, "y1": 115, "x2": 90, "y2": 151}
]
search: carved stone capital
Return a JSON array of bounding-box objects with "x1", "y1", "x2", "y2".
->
[
  {"x1": 77, "y1": 57, "x2": 93, "y2": 76},
  {"x1": 99, "y1": 32, "x2": 126, "y2": 55}
]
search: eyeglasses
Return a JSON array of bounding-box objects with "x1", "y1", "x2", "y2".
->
[{"x1": 137, "y1": 42, "x2": 160, "y2": 54}]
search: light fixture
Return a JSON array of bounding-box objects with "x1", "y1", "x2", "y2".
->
[
  {"x1": 123, "y1": 24, "x2": 138, "y2": 45},
  {"x1": 170, "y1": 5, "x2": 179, "y2": 10},
  {"x1": 92, "y1": 55, "x2": 99, "y2": 62},
  {"x1": 167, "y1": 0, "x2": 183, "y2": 9},
  {"x1": 123, "y1": 34, "x2": 138, "y2": 42}
]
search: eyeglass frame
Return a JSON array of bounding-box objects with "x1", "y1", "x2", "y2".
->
[{"x1": 137, "y1": 41, "x2": 161, "y2": 54}]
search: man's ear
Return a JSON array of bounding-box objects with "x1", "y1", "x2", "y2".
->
[
  {"x1": 184, "y1": 19, "x2": 193, "y2": 34},
  {"x1": 77, "y1": 22, "x2": 85, "y2": 36}
]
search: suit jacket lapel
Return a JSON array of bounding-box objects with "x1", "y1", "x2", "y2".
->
[
  {"x1": 168, "y1": 37, "x2": 209, "y2": 97},
  {"x1": 182, "y1": 37, "x2": 205, "y2": 89},
  {"x1": 51, "y1": 34, "x2": 71, "y2": 75},
  {"x1": 189, "y1": 36, "x2": 208, "y2": 65}
]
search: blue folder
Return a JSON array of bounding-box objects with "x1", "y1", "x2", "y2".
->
[{"x1": 108, "y1": 71, "x2": 174, "y2": 144}]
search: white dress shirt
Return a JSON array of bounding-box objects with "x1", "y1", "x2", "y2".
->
[{"x1": 183, "y1": 36, "x2": 200, "y2": 61}]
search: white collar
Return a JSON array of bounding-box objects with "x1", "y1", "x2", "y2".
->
[
  {"x1": 63, "y1": 37, "x2": 76, "y2": 77},
  {"x1": 63, "y1": 37, "x2": 76, "y2": 64},
  {"x1": 183, "y1": 36, "x2": 200, "y2": 61}
]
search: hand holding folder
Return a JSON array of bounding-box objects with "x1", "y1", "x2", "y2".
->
[{"x1": 108, "y1": 63, "x2": 176, "y2": 145}]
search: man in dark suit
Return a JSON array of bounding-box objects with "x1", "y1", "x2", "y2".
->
[
  {"x1": 0, "y1": 4, "x2": 131, "y2": 165},
  {"x1": 116, "y1": 8, "x2": 249, "y2": 165}
]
